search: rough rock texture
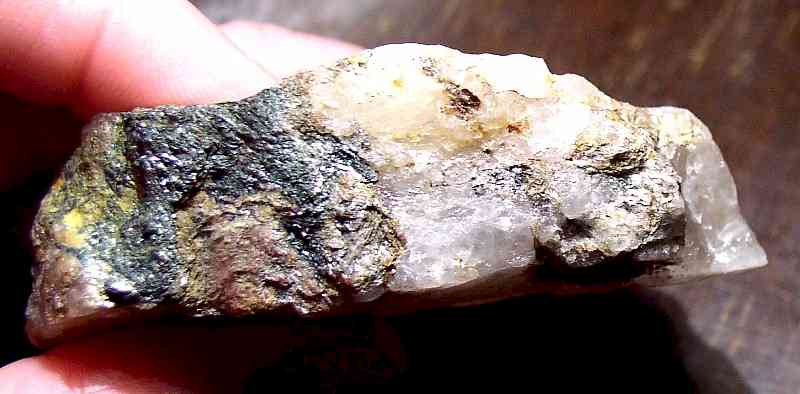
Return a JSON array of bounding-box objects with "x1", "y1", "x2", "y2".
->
[{"x1": 28, "y1": 44, "x2": 766, "y2": 347}]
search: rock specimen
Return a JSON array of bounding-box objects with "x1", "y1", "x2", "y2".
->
[{"x1": 28, "y1": 44, "x2": 766, "y2": 347}]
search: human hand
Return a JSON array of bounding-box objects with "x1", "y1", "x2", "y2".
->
[
  {"x1": 0, "y1": 1, "x2": 360, "y2": 392},
  {"x1": 0, "y1": 0, "x2": 360, "y2": 190}
]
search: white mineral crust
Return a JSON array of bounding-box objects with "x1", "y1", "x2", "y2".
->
[{"x1": 309, "y1": 44, "x2": 766, "y2": 291}]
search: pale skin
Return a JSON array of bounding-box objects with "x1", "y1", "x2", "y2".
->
[{"x1": 0, "y1": 1, "x2": 361, "y2": 392}]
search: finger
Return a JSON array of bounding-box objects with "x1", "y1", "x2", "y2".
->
[
  {"x1": 0, "y1": 324, "x2": 301, "y2": 393},
  {"x1": 220, "y1": 21, "x2": 363, "y2": 78},
  {"x1": 0, "y1": 0, "x2": 273, "y2": 188},
  {"x1": 0, "y1": 0, "x2": 275, "y2": 116},
  {"x1": 0, "y1": 319, "x2": 397, "y2": 394}
]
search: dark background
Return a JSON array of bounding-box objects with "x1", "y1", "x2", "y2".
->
[{"x1": 1, "y1": 1, "x2": 797, "y2": 392}]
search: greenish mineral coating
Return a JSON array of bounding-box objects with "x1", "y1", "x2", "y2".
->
[{"x1": 29, "y1": 77, "x2": 402, "y2": 346}]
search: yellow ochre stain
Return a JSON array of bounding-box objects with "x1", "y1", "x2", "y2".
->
[
  {"x1": 63, "y1": 208, "x2": 84, "y2": 229},
  {"x1": 59, "y1": 208, "x2": 86, "y2": 247}
]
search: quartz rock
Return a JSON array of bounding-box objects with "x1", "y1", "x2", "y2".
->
[{"x1": 27, "y1": 44, "x2": 766, "y2": 347}]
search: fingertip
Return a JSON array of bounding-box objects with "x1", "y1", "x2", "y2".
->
[
  {"x1": 0, "y1": 1, "x2": 276, "y2": 116},
  {"x1": 220, "y1": 21, "x2": 363, "y2": 78},
  {"x1": 73, "y1": 2, "x2": 276, "y2": 115},
  {"x1": 0, "y1": 357, "x2": 66, "y2": 394},
  {"x1": 0, "y1": 324, "x2": 296, "y2": 393}
]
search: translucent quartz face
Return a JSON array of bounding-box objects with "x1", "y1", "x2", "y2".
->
[{"x1": 310, "y1": 44, "x2": 766, "y2": 290}]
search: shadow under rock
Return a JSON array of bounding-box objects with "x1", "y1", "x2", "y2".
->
[
  {"x1": 245, "y1": 290, "x2": 753, "y2": 394},
  {"x1": 0, "y1": 94, "x2": 83, "y2": 365},
  {"x1": 0, "y1": 173, "x2": 54, "y2": 366}
]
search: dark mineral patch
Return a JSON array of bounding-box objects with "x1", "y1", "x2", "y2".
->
[
  {"x1": 28, "y1": 78, "x2": 403, "y2": 346},
  {"x1": 444, "y1": 83, "x2": 482, "y2": 119}
]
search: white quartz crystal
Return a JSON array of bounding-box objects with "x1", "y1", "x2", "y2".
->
[{"x1": 309, "y1": 44, "x2": 766, "y2": 291}]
